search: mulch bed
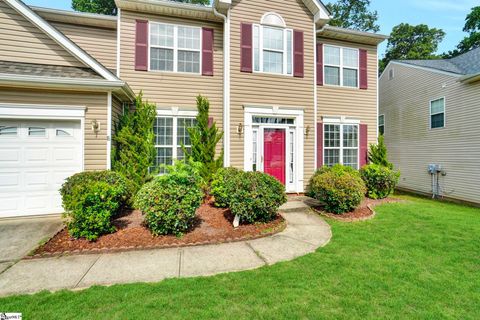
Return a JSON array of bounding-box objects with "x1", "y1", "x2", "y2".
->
[
  {"x1": 312, "y1": 197, "x2": 402, "y2": 222},
  {"x1": 30, "y1": 201, "x2": 286, "y2": 258}
]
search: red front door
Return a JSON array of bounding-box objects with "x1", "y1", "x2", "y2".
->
[{"x1": 264, "y1": 128, "x2": 286, "y2": 184}]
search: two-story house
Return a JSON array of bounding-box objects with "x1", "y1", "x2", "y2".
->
[
  {"x1": 0, "y1": 0, "x2": 386, "y2": 217},
  {"x1": 380, "y1": 48, "x2": 480, "y2": 205}
]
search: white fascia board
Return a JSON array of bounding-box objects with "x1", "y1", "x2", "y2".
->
[
  {"x1": 0, "y1": 103, "x2": 86, "y2": 119},
  {"x1": 5, "y1": 0, "x2": 119, "y2": 82},
  {"x1": 383, "y1": 61, "x2": 462, "y2": 80}
]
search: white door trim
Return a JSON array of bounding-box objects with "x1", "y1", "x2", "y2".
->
[{"x1": 243, "y1": 106, "x2": 304, "y2": 192}]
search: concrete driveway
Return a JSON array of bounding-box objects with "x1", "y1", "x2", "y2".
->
[{"x1": 0, "y1": 216, "x2": 63, "y2": 273}]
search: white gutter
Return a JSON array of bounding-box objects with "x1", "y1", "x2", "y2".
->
[
  {"x1": 213, "y1": 4, "x2": 231, "y2": 167},
  {"x1": 107, "y1": 91, "x2": 113, "y2": 170},
  {"x1": 0, "y1": 74, "x2": 125, "y2": 88}
]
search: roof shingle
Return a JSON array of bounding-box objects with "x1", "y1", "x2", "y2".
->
[{"x1": 0, "y1": 60, "x2": 103, "y2": 79}]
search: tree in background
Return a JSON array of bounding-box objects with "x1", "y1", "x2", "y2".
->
[
  {"x1": 184, "y1": 95, "x2": 223, "y2": 190},
  {"x1": 112, "y1": 93, "x2": 157, "y2": 199},
  {"x1": 72, "y1": 0, "x2": 210, "y2": 15},
  {"x1": 380, "y1": 23, "x2": 445, "y2": 72},
  {"x1": 72, "y1": 0, "x2": 117, "y2": 15},
  {"x1": 443, "y1": 6, "x2": 480, "y2": 58},
  {"x1": 326, "y1": 0, "x2": 380, "y2": 32}
]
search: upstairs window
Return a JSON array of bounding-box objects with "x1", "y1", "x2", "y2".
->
[
  {"x1": 253, "y1": 13, "x2": 293, "y2": 76},
  {"x1": 149, "y1": 23, "x2": 201, "y2": 73},
  {"x1": 378, "y1": 114, "x2": 385, "y2": 135},
  {"x1": 430, "y1": 98, "x2": 445, "y2": 129},
  {"x1": 324, "y1": 45, "x2": 359, "y2": 88}
]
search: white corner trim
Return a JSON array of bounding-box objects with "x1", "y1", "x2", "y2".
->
[
  {"x1": 0, "y1": 103, "x2": 86, "y2": 119},
  {"x1": 107, "y1": 92, "x2": 112, "y2": 170},
  {"x1": 5, "y1": 0, "x2": 118, "y2": 82},
  {"x1": 313, "y1": 21, "x2": 318, "y2": 169},
  {"x1": 376, "y1": 47, "x2": 379, "y2": 140},
  {"x1": 116, "y1": 8, "x2": 121, "y2": 78}
]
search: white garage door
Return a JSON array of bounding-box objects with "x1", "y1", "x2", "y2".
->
[{"x1": 0, "y1": 119, "x2": 82, "y2": 218}]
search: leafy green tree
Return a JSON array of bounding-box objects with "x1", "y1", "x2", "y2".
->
[
  {"x1": 380, "y1": 23, "x2": 445, "y2": 72},
  {"x1": 72, "y1": 0, "x2": 117, "y2": 15},
  {"x1": 444, "y1": 6, "x2": 480, "y2": 58},
  {"x1": 368, "y1": 135, "x2": 393, "y2": 169},
  {"x1": 326, "y1": 0, "x2": 380, "y2": 32},
  {"x1": 183, "y1": 95, "x2": 223, "y2": 188},
  {"x1": 112, "y1": 93, "x2": 157, "y2": 198}
]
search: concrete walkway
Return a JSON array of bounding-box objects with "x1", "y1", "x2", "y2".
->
[{"x1": 0, "y1": 199, "x2": 331, "y2": 297}]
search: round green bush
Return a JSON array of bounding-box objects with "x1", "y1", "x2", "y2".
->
[
  {"x1": 211, "y1": 167, "x2": 241, "y2": 208},
  {"x1": 228, "y1": 171, "x2": 287, "y2": 224},
  {"x1": 60, "y1": 171, "x2": 129, "y2": 241},
  {"x1": 134, "y1": 162, "x2": 203, "y2": 236},
  {"x1": 308, "y1": 165, "x2": 366, "y2": 214},
  {"x1": 360, "y1": 164, "x2": 400, "y2": 199}
]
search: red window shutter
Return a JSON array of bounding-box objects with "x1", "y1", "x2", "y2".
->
[
  {"x1": 317, "y1": 123, "x2": 323, "y2": 168},
  {"x1": 135, "y1": 20, "x2": 149, "y2": 71},
  {"x1": 317, "y1": 43, "x2": 323, "y2": 86},
  {"x1": 202, "y1": 28, "x2": 214, "y2": 76},
  {"x1": 359, "y1": 49, "x2": 368, "y2": 89},
  {"x1": 360, "y1": 124, "x2": 368, "y2": 167},
  {"x1": 293, "y1": 30, "x2": 304, "y2": 78},
  {"x1": 240, "y1": 23, "x2": 253, "y2": 73}
]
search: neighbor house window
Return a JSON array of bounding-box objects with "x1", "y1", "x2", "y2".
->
[
  {"x1": 378, "y1": 114, "x2": 385, "y2": 135},
  {"x1": 253, "y1": 13, "x2": 293, "y2": 75},
  {"x1": 324, "y1": 123, "x2": 359, "y2": 169},
  {"x1": 154, "y1": 116, "x2": 197, "y2": 173},
  {"x1": 324, "y1": 45, "x2": 359, "y2": 88},
  {"x1": 149, "y1": 22, "x2": 201, "y2": 73},
  {"x1": 430, "y1": 98, "x2": 445, "y2": 129}
]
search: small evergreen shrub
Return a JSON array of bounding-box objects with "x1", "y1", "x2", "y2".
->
[
  {"x1": 210, "y1": 167, "x2": 241, "y2": 208},
  {"x1": 134, "y1": 161, "x2": 203, "y2": 236},
  {"x1": 368, "y1": 135, "x2": 393, "y2": 169},
  {"x1": 308, "y1": 165, "x2": 366, "y2": 214},
  {"x1": 60, "y1": 171, "x2": 128, "y2": 241},
  {"x1": 360, "y1": 164, "x2": 400, "y2": 199},
  {"x1": 228, "y1": 171, "x2": 287, "y2": 223}
]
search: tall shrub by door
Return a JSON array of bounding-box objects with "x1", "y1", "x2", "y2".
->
[{"x1": 112, "y1": 93, "x2": 157, "y2": 198}]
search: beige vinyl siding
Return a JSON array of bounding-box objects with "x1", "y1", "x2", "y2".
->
[
  {"x1": 112, "y1": 95, "x2": 124, "y2": 125},
  {"x1": 379, "y1": 62, "x2": 480, "y2": 204},
  {"x1": 317, "y1": 38, "x2": 378, "y2": 145},
  {"x1": 0, "y1": 87, "x2": 108, "y2": 171},
  {"x1": 119, "y1": 11, "x2": 224, "y2": 130},
  {"x1": 50, "y1": 22, "x2": 117, "y2": 70},
  {"x1": 0, "y1": 1, "x2": 84, "y2": 67},
  {"x1": 229, "y1": 0, "x2": 316, "y2": 187}
]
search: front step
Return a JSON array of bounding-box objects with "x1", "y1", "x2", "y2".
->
[{"x1": 279, "y1": 196, "x2": 321, "y2": 213}]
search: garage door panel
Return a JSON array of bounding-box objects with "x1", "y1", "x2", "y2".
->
[{"x1": 0, "y1": 119, "x2": 82, "y2": 217}]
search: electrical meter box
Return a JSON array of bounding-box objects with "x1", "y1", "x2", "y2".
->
[{"x1": 428, "y1": 164, "x2": 442, "y2": 173}]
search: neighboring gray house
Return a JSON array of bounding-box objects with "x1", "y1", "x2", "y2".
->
[{"x1": 379, "y1": 48, "x2": 480, "y2": 205}]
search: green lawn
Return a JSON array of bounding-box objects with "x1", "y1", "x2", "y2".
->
[{"x1": 1, "y1": 195, "x2": 479, "y2": 319}]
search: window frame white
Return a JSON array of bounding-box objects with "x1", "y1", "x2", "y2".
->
[
  {"x1": 148, "y1": 21, "x2": 202, "y2": 75},
  {"x1": 323, "y1": 44, "x2": 360, "y2": 88},
  {"x1": 323, "y1": 122, "x2": 360, "y2": 169},
  {"x1": 252, "y1": 23, "x2": 294, "y2": 76},
  {"x1": 429, "y1": 97, "x2": 446, "y2": 129},
  {"x1": 154, "y1": 108, "x2": 198, "y2": 173},
  {"x1": 378, "y1": 114, "x2": 385, "y2": 135}
]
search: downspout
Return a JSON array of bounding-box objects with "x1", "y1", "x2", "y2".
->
[{"x1": 213, "y1": 4, "x2": 231, "y2": 167}]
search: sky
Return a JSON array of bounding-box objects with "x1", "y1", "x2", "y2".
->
[{"x1": 24, "y1": 0, "x2": 477, "y2": 57}]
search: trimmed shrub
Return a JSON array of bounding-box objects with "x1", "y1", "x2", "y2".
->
[
  {"x1": 368, "y1": 135, "x2": 394, "y2": 169},
  {"x1": 228, "y1": 171, "x2": 287, "y2": 224},
  {"x1": 60, "y1": 171, "x2": 128, "y2": 241},
  {"x1": 360, "y1": 164, "x2": 400, "y2": 199},
  {"x1": 210, "y1": 167, "x2": 241, "y2": 208},
  {"x1": 134, "y1": 161, "x2": 203, "y2": 236},
  {"x1": 308, "y1": 165, "x2": 366, "y2": 214}
]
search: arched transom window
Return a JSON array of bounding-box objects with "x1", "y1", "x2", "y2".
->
[{"x1": 253, "y1": 12, "x2": 293, "y2": 75}]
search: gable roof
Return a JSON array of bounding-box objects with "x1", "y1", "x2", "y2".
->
[
  {"x1": 394, "y1": 48, "x2": 480, "y2": 76},
  {"x1": 4, "y1": 0, "x2": 119, "y2": 82}
]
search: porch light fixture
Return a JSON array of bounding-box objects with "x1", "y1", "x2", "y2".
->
[
  {"x1": 237, "y1": 122, "x2": 244, "y2": 134},
  {"x1": 91, "y1": 119, "x2": 101, "y2": 134},
  {"x1": 304, "y1": 125, "x2": 311, "y2": 137}
]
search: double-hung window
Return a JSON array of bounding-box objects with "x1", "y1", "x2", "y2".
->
[
  {"x1": 253, "y1": 23, "x2": 293, "y2": 75},
  {"x1": 430, "y1": 98, "x2": 445, "y2": 129},
  {"x1": 324, "y1": 45, "x2": 359, "y2": 88},
  {"x1": 150, "y1": 22, "x2": 201, "y2": 73},
  {"x1": 154, "y1": 116, "x2": 197, "y2": 173},
  {"x1": 378, "y1": 114, "x2": 385, "y2": 135},
  {"x1": 324, "y1": 123, "x2": 359, "y2": 169}
]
